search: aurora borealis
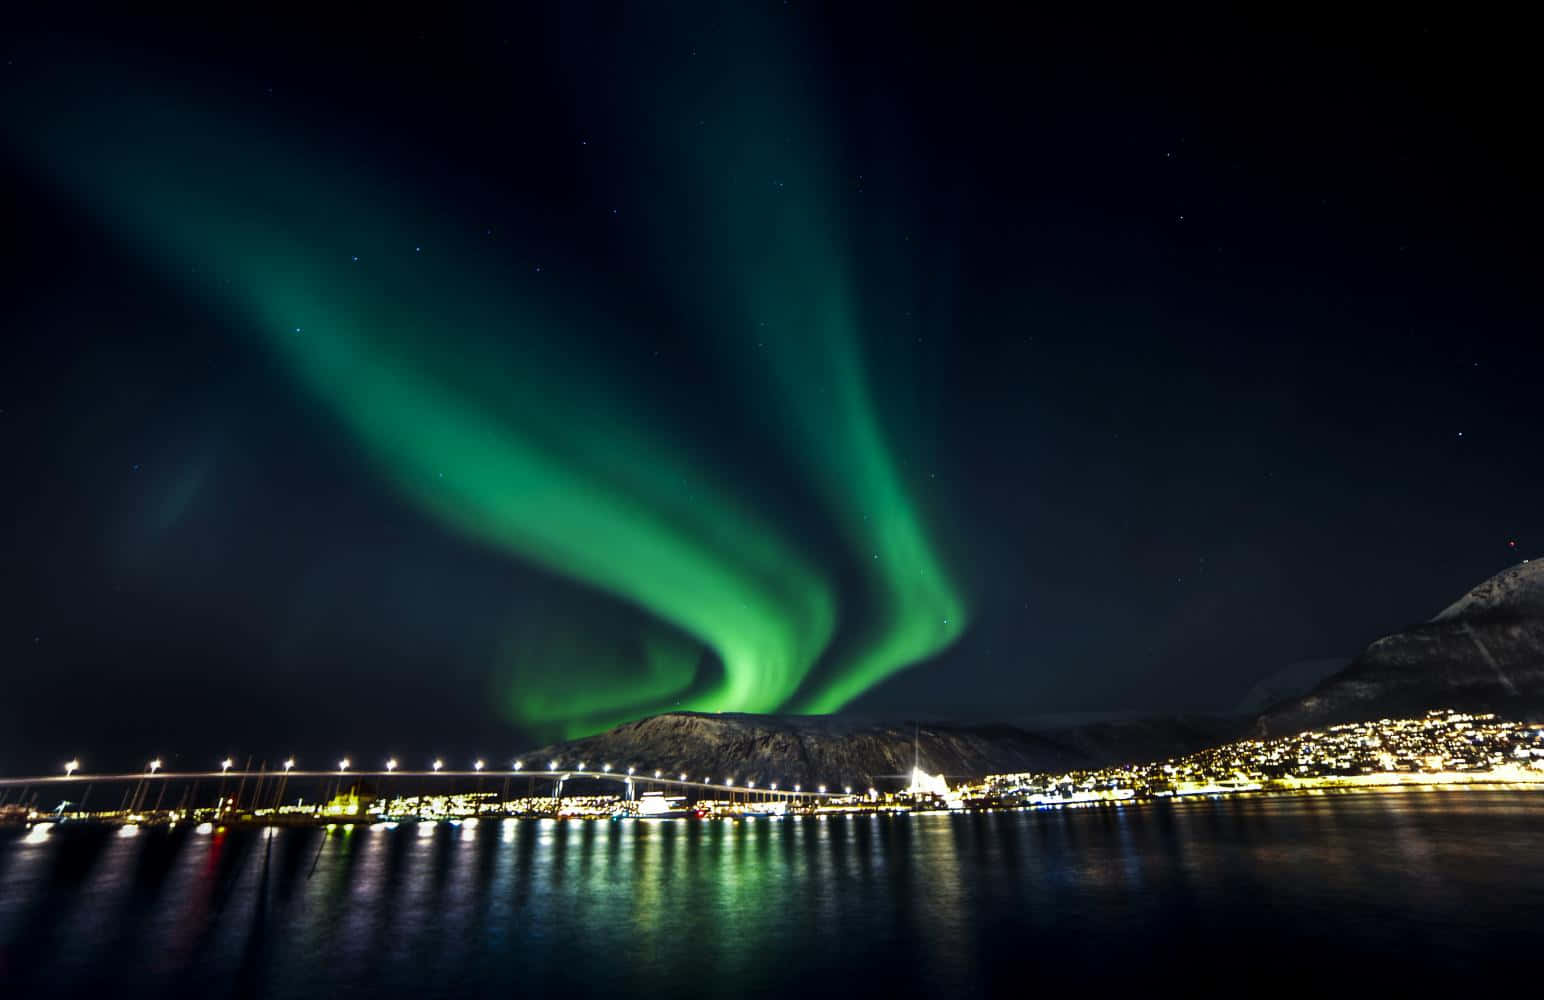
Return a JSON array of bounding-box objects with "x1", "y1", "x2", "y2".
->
[
  {"x1": 4, "y1": 14, "x2": 964, "y2": 736},
  {"x1": 5, "y1": 6, "x2": 1542, "y2": 769}
]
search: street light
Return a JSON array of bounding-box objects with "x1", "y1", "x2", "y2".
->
[
  {"x1": 474, "y1": 760, "x2": 485, "y2": 772},
  {"x1": 283, "y1": 758, "x2": 295, "y2": 772},
  {"x1": 149, "y1": 759, "x2": 162, "y2": 774},
  {"x1": 654, "y1": 770, "x2": 662, "y2": 779},
  {"x1": 627, "y1": 766, "x2": 635, "y2": 776},
  {"x1": 386, "y1": 759, "x2": 398, "y2": 772},
  {"x1": 221, "y1": 758, "x2": 234, "y2": 773},
  {"x1": 513, "y1": 760, "x2": 524, "y2": 771},
  {"x1": 432, "y1": 759, "x2": 443, "y2": 772},
  {"x1": 844, "y1": 786, "x2": 852, "y2": 795},
  {"x1": 548, "y1": 760, "x2": 558, "y2": 771},
  {"x1": 680, "y1": 773, "x2": 687, "y2": 781},
  {"x1": 818, "y1": 785, "x2": 826, "y2": 794},
  {"x1": 747, "y1": 780, "x2": 755, "y2": 789},
  {"x1": 64, "y1": 760, "x2": 79, "y2": 777},
  {"x1": 338, "y1": 758, "x2": 350, "y2": 772},
  {"x1": 602, "y1": 763, "x2": 612, "y2": 773},
  {"x1": 771, "y1": 783, "x2": 778, "y2": 791},
  {"x1": 577, "y1": 762, "x2": 586, "y2": 772}
]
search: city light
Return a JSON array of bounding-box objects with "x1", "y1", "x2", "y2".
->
[{"x1": 9, "y1": 710, "x2": 1538, "y2": 829}]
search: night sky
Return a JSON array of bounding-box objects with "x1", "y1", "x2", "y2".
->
[{"x1": 3, "y1": 7, "x2": 1539, "y2": 772}]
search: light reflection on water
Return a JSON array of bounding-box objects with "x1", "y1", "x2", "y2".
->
[{"x1": 2, "y1": 789, "x2": 1543, "y2": 998}]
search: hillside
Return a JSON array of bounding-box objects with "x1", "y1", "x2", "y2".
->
[
  {"x1": 520, "y1": 711, "x2": 1235, "y2": 788},
  {"x1": 1261, "y1": 560, "x2": 1544, "y2": 733}
]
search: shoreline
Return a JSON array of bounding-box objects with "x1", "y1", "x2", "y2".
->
[{"x1": 8, "y1": 775, "x2": 1544, "y2": 832}]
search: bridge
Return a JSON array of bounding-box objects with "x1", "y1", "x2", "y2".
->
[{"x1": 0, "y1": 763, "x2": 845, "y2": 814}]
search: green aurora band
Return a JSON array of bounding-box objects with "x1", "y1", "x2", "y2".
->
[
  {"x1": 613, "y1": 13, "x2": 969, "y2": 711},
  {"x1": 7, "y1": 42, "x2": 966, "y2": 733}
]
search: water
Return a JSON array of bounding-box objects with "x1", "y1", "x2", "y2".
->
[{"x1": 2, "y1": 789, "x2": 1541, "y2": 997}]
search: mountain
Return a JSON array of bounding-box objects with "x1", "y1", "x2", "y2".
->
[
  {"x1": 521, "y1": 711, "x2": 1236, "y2": 788},
  {"x1": 1261, "y1": 560, "x2": 1544, "y2": 734}
]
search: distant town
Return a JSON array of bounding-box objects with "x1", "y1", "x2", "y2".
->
[{"x1": 4, "y1": 710, "x2": 1543, "y2": 832}]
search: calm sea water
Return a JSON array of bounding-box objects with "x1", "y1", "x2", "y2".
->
[{"x1": 2, "y1": 789, "x2": 1541, "y2": 997}]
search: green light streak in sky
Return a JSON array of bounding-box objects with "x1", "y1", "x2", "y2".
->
[
  {"x1": 633, "y1": 17, "x2": 969, "y2": 711},
  {"x1": 8, "y1": 31, "x2": 968, "y2": 729},
  {"x1": 8, "y1": 83, "x2": 834, "y2": 733}
]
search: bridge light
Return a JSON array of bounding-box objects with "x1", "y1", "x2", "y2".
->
[
  {"x1": 513, "y1": 760, "x2": 524, "y2": 771},
  {"x1": 794, "y1": 784, "x2": 801, "y2": 792},
  {"x1": 747, "y1": 780, "x2": 755, "y2": 789},
  {"x1": 818, "y1": 785, "x2": 826, "y2": 794},
  {"x1": 475, "y1": 760, "x2": 485, "y2": 772},
  {"x1": 655, "y1": 770, "x2": 662, "y2": 779},
  {"x1": 627, "y1": 766, "x2": 635, "y2": 776},
  {"x1": 602, "y1": 763, "x2": 612, "y2": 773},
  {"x1": 844, "y1": 786, "x2": 852, "y2": 795},
  {"x1": 432, "y1": 759, "x2": 443, "y2": 772},
  {"x1": 386, "y1": 759, "x2": 398, "y2": 772},
  {"x1": 771, "y1": 783, "x2": 778, "y2": 791},
  {"x1": 680, "y1": 773, "x2": 687, "y2": 782},
  {"x1": 577, "y1": 762, "x2": 586, "y2": 772},
  {"x1": 221, "y1": 758, "x2": 234, "y2": 773},
  {"x1": 64, "y1": 760, "x2": 79, "y2": 777},
  {"x1": 549, "y1": 761, "x2": 558, "y2": 771},
  {"x1": 284, "y1": 758, "x2": 295, "y2": 771},
  {"x1": 339, "y1": 758, "x2": 350, "y2": 772},
  {"x1": 148, "y1": 759, "x2": 162, "y2": 774}
]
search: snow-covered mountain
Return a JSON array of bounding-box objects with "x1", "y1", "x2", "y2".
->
[{"x1": 1261, "y1": 560, "x2": 1544, "y2": 733}]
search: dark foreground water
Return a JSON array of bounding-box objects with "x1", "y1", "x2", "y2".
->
[{"x1": 2, "y1": 788, "x2": 1542, "y2": 998}]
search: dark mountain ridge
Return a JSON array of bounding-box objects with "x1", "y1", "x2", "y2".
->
[
  {"x1": 523, "y1": 711, "x2": 1237, "y2": 788},
  {"x1": 1261, "y1": 560, "x2": 1544, "y2": 734}
]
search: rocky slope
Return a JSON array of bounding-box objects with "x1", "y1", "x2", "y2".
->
[
  {"x1": 521, "y1": 711, "x2": 1234, "y2": 788},
  {"x1": 1261, "y1": 560, "x2": 1544, "y2": 734}
]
